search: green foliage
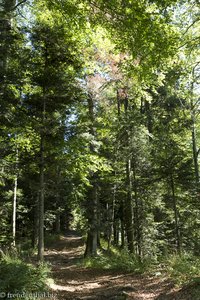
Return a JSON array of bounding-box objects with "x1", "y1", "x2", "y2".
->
[
  {"x1": 1, "y1": 0, "x2": 200, "y2": 288},
  {"x1": 82, "y1": 240, "x2": 149, "y2": 273},
  {"x1": 165, "y1": 254, "x2": 200, "y2": 285},
  {"x1": 15, "y1": 240, "x2": 36, "y2": 258},
  {"x1": 0, "y1": 253, "x2": 50, "y2": 298}
]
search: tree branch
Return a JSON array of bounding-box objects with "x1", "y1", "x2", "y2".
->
[
  {"x1": 183, "y1": 18, "x2": 200, "y2": 36},
  {"x1": 11, "y1": 0, "x2": 27, "y2": 11}
]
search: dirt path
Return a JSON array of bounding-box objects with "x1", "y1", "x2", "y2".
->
[{"x1": 45, "y1": 231, "x2": 194, "y2": 300}]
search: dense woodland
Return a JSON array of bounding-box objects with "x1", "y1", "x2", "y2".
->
[{"x1": 1, "y1": 0, "x2": 200, "y2": 270}]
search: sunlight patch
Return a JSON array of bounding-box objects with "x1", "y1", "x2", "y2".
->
[{"x1": 49, "y1": 281, "x2": 101, "y2": 292}]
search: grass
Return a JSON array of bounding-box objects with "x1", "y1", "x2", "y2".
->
[
  {"x1": 164, "y1": 253, "x2": 200, "y2": 285},
  {"x1": 81, "y1": 240, "x2": 150, "y2": 273},
  {"x1": 0, "y1": 252, "x2": 51, "y2": 300},
  {"x1": 81, "y1": 239, "x2": 200, "y2": 289}
]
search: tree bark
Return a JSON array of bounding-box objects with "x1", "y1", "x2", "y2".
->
[
  {"x1": 113, "y1": 219, "x2": 119, "y2": 246},
  {"x1": 124, "y1": 158, "x2": 134, "y2": 253},
  {"x1": 38, "y1": 99, "x2": 46, "y2": 261},
  {"x1": 0, "y1": 0, "x2": 16, "y2": 82},
  {"x1": 32, "y1": 193, "x2": 39, "y2": 248},
  {"x1": 170, "y1": 175, "x2": 181, "y2": 254},
  {"x1": 12, "y1": 147, "x2": 18, "y2": 247},
  {"x1": 84, "y1": 93, "x2": 98, "y2": 257},
  {"x1": 132, "y1": 161, "x2": 143, "y2": 257},
  {"x1": 190, "y1": 71, "x2": 200, "y2": 194},
  {"x1": 117, "y1": 90, "x2": 121, "y2": 116},
  {"x1": 191, "y1": 109, "x2": 199, "y2": 185},
  {"x1": 12, "y1": 174, "x2": 17, "y2": 247},
  {"x1": 120, "y1": 218, "x2": 125, "y2": 248},
  {"x1": 107, "y1": 183, "x2": 116, "y2": 250},
  {"x1": 55, "y1": 212, "x2": 61, "y2": 233},
  {"x1": 38, "y1": 134, "x2": 45, "y2": 261}
]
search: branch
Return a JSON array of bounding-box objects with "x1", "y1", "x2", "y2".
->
[
  {"x1": 183, "y1": 18, "x2": 200, "y2": 35},
  {"x1": 11, "y1": 0, "x2": 27, "y2": 11}
]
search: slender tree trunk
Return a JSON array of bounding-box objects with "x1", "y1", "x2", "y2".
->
[
  {"x1": 191, "y1": 110, "x2": 199, "y2": 185},
  {"x1": 117, "y1": 90, "x2": 121, "y2": 116},
  {"x1": 190, "y1": 74, "x2": 200, "y2": 194},
  {"x1": 55, "y1": 168, "x2": 61, "y2": 233},
  {"x1": 113, "y1": 219, "x2": 119, "y2": 246},
  {"x1": 12, "y1": 147, "x2": 18, "y2": 247},
  {"x1": 123, "y1": 94, "x2": 134, "y2": 253},
  {"x1": 32, "y1": 193, "x2": 39, "y2": 248},
  {"x1": 132, "y1": 161, "x2": 142, "y2": 257},
  {"x1": 55, "y1": 212, "x2": 61, "y2": 233},
  {"x1": 107, "y1": 183, "x2": 116, "y2": 250},
  {"x1": 0, "y1": 166, "x2": 5, "y2": 186},
  {"x1": 145, "y1": 100, "x2": 153, "y2": 140},
  {"x1": 38, "y1": 134, "x2": 45, "y2": 261},
  {"x1": 124, "y1": 158, "x2": 134, "y2": 253},
  {"x1": 12, "y1": 174, "x2": 17, "y2": 247},
  {"x1": 0, "y1": 0, "x2": 16, "y2": 81},
  {"x1": 84, "y1": 93, "x2": 98, "y2": 257},
  {"x1": 170, "y1": 175, "x2": 181, "y2": 254},
  {"x1": 38, "y1": 99, "x2": 46, "y2": 261},
  {"x1": 2, "y1": 2, "x2": 17, "y2": 247},
  {"x1": 120, "y1": 217, "x2": 125, "y2": 248}
]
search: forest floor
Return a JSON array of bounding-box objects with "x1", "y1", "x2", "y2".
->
[{"x1": 45, "y1": 231, "x2": 199, "y2": 300}]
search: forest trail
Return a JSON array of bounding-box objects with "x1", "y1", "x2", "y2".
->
[
  {"x1": 44, "y1": 231, "x2": 192, "y2": 300},
  {"x1": 45, "y1": 232, "x2": 192, "y2": 300}
]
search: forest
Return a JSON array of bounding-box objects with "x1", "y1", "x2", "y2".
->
[{"x1": 1, "y1": 0, "x2": 200, "y2": 299}]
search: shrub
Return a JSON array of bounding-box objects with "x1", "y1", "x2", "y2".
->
[
  {"x1": 0, "y1": 253, "x2": 51, "y2": 299},
  {"x1": 165, "y1": 253, "x2": 200, "y2": 285},
  {"x1": 82, "y1": 241, "x2": 150, "y2": 273}
]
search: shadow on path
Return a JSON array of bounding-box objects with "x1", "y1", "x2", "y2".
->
[{"x1": 45, "y1": 231, "x2": 193, "y2": 300}]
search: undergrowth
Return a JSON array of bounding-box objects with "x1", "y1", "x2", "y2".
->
[
  {"x1": 0, "y1": 252, "x2": 51, "y2": 300},
  {"x1": 82, "y1": 240, "x2": 150, "y2": 273},
  {"x1": 82, "y1": 240, "x2": 200, "y2": 287},
  {"x1": 164, "y1": 253, "x2": 200, "y2": 285}
]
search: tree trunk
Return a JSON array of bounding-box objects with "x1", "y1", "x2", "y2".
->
[
  {"x1": 0, "y1": 0, "x2": 16, "y2": 82},
  {"x1": 55, "y1": 167, "x2": 61, "y2": 233},
  {"x1": 113, "y1": 219, "x2": 119, "y2": 246},
  {"x1": 117, "y1": 90, "x2": 121, "y2": 116},
  {"x1": 120, "y1": 218, "x2": 125, "y2": 248},
  {"x1": 170, "y1": 175, "x2": 181, "y2": 254},
  {"x1": 84, "y1": 177, "x2": 98, "y2": 257},
  {"x1": 55, "y1": 212, "x2": 61, "y2": 233},
  {"x1": 84, "y1": 230, "x2": 98, "y2": 257},
  {"x1": 32, "y1": 193, "x2": 39, "y2": 248},
  {"x1": 124, "y1": 159, "x2": 134, "y2": 253},
  {"x1": 84, "y1": 179, "x2": 98, "y2": 256},
  {"x1": 190, "y1": 73, "x2": 200, "y2": 196},
  {"x1": 191, "y1": 110, "x2": 199, "y2": 185},
  {"x1": 107, "y1": 184, "x2": 116, "y2": 250},
  {"x1": 84, "y1": 93, "x2": 98, "y2": 257},
  {"x1": 38, "y1": 99, "x2": 46, "y2": 261},
  {"x1": 132, "y1": 161, "x2": 142, "y2": 257},
  {"x1": 38, "y1": 134, "x2": 45, "y2": 261},
  {"x1": 12, "y1": 147, "x2": 18, "y2": 247},
  {"x1": 12, "y1": 175, "x2": 17, "y2": 247}
]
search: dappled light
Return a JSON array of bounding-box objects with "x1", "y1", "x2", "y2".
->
[
  {"x1": 43, "y1": 232, "x2": 189, "y2": 300},
  {"x1": 1, "y1": 0, "x2": 200, "y2": 299}
]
